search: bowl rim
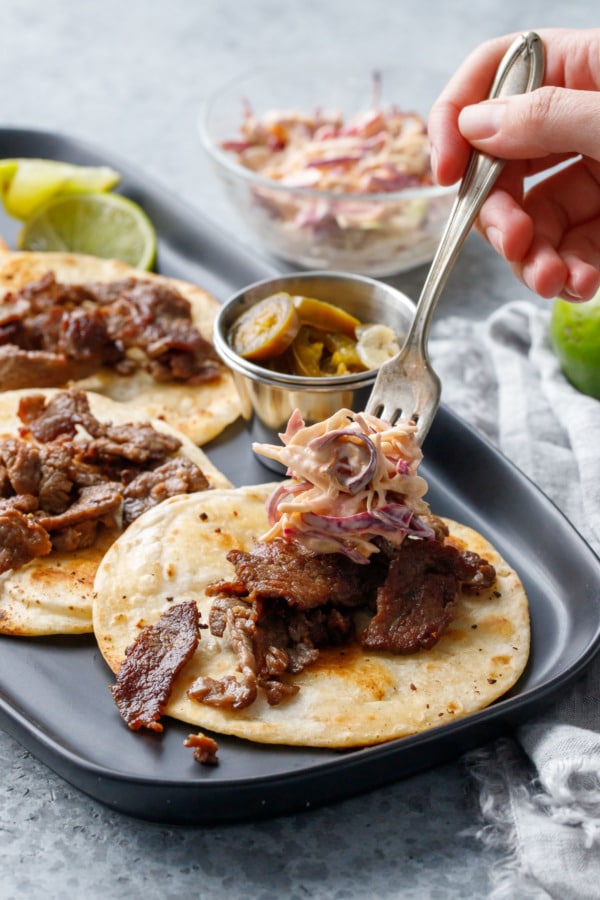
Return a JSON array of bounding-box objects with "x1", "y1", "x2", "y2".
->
[
  {"x1": 198, "y1": 64, "x2": 456, "y2": 204},
  {"x1": 212, "y1": 269, "x2": 415, "y2": 389}
]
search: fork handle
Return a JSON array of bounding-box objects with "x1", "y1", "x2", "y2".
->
[{"x1": 406, "y1": 31, "x2": 545, "y2": 354}]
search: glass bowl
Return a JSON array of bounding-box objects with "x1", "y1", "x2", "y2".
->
[{"x1": 200, "y1": 62, "x2": 455, "y2": 277}]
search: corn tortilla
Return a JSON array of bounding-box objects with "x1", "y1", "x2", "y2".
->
[
  {"x1": 0, "y1": 248, "x2": 240, "y2": 444},
  {"x1": 93, "y1": 485, "x2": 530, "y2": 749},
  {"x1": 0, "y1": 388, "x2": 231, "y2": 636}
]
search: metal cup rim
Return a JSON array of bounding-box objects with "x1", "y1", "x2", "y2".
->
[{"x1": 213, "y1": 269, "x2": 415, "y2": 388}]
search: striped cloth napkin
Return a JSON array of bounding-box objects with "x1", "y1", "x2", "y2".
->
[{"x1": 430, "y1": 301, "x2": 600, "y2": 900}]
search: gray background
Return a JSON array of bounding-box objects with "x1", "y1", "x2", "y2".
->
[{"x1": 0, "y1": 3, "x2": 596, "y2": 898}]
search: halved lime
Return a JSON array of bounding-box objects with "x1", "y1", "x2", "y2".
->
[
  {"x1": 0, "y1": 158, "x2": 120, "y2": 220},
  {"x1": 550, "y1": 290, "x2": 600, "y2": 400},
  {"x1": 18, "y1": 192, "x2": 157, "y2": 271}
]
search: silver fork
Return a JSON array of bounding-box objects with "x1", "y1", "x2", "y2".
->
[{"x1": 366, "y1": 31, "x2": 545, "y2": 442}]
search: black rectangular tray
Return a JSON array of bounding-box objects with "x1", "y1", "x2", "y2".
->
[{"x1": 1, "y1": 127, "x2": 600, "y2": 826}]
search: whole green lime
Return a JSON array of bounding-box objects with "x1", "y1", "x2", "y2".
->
[{"x1": 550, "y1": 290, "x2": 600, "y2": 400}]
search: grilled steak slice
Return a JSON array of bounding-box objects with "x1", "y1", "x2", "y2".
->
[
  {"x1": 80, "y1": 422, "x2": 182, "y2": 467},
  {"x1": 225, "y1": 539, "x2": 372, "y2": 611},
  {"x1": 0, "y1": 506, "x2": 52, "y2": 575},
  {"x1": 0, "y1": 438, "x2": 41, "y2": 496},
  {"x1": 18, "y1": 388, "x2": 99, "y2": 441},
  {"x1": 111, "y1": 600, "x2": 200, "y2": 732},
  {"x1": 35, "y1": 482, "x2": 123, "y2": 532},
  {"x1": 0, "y1": 345, "x2": 100, "y2": 391},
  {"x1": 122, "y1": 457, "x2": 209, "y2": 527},
  {"x1": 19, "y1": 388, "x2": 184, "y2": 465},
  {"x1": 198, "y1": 541, "x2": 366, "y2": 707},
  {"x1": 361, "y1": 539, "x2": 495, "y2": 654},
  {"x1": 37, "y1": 444, "x2": 75, "y2": 514}
]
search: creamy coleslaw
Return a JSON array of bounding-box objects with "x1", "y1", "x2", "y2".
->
[
  {"x1": 254, "y1": 408, "x2": 434, "y2": 563},
  {"x1": 221, "y1": 103, "x2": 433, "y2": 194},
  {"x1": 217, "y1": 91, "x2": 452, "y2": 275}
]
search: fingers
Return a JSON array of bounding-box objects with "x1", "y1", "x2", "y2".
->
[
  {"x1": 513, "y1": 233, "x2": 600, "y2": 301},
  {"x1": 428, "y1": 28, "x2": 600, "y2": 184},
  {"x1": 428, "y1": 33, "x2": 521, "y2": 185},
  {"x1": 427, "y1": 101, "x2": 470, "y2": 187},
  {"x1": 474, "y1": 159, "x2": 600, "y2": 300},
  {"x1": 514, "y1": 236, "x2": 570, "y2": 299},
  {"x1": 507, "y1": 222, "x2": 600, "y2": 301},
  {"x1": 519, "y1": 158, "x2": 600, "y2": 298},
  {"x1": 558, "y1": 222, "x2": 600, "y2": 300},
  {"x1": 523, "y1": 158, "x2": 600, "y2": 246},
  {"x1": 428, "y1": 28, "x2": 600, "y2": 301},
  {"x1": 457, "y1": 87, "x2": 600, "y2": 162},
  {"x1": 475, "y1": 188, "x2": 534, "y2": 261}
]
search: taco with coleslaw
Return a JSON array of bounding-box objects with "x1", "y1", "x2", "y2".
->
[
  {"x1": 93, "y1": 408, "x2": 530, "y2": 750},
  {"x1": 0, "y1": 247, "x2": 240, "y2": 444},
  {"x1": 0, "y1": 386, "x2": 231, "y2": 636}
]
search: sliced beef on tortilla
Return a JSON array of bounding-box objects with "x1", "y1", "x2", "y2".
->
[
  {"x1": 110, "y1": 599, "x2": 200, "y2": 732},
  {"x1": 93, "y1": 486, "x2": 530, "y2": 749},
  {"x1": 0, "y1": 249, "x2": 241, "y2": 444},
  {"x1": 0, "y1": 387, "x2": 231, "y2": 637},
  {"x1": 187, "y1": 531, "x2": 497, "y2": 710}
]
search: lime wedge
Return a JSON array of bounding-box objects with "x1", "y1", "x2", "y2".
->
[
  {"x1": 0, "y1": 159, "x2": 19, "y2": 195},
  {"x1": 0, "y1": 158, "x2": 120, "y2": 220},
  {"x1": 18, "y1": 192, "x2": 157, "y2": 271}
]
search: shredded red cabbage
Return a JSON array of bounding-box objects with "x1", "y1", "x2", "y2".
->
[
  {"x1": 309, "y1": 429, "x2": 377, "y2": 495},
  {"x1": 265, "y1": 480, "x2": 310, "y2": 526},
  {"x1": 301, "y1": 503, "x2": 434, "y2": 539},
  {"x1": 280, "y1": 408, "x2": 305, "y2": 444}
]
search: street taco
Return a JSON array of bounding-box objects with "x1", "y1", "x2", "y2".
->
[
  {"x1": 0, "y1": 387, "x2": 231, "y2": 636},
  {"x1": 93, "y1": 409, "x2": 530, "y2": 749},
  {"x1": 0, "y1": 248, "x2": 240, "y2": 444}
]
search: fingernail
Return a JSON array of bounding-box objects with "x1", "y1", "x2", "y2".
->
[
  {"x1": 485, "y1": 225, "x2": 504, "y2": 255},
  {"x1": 560, "y1": 288, "x2": 586, "y2": 302},
  {"x1": 430, "y1": 146, "x2": 438, "y2": 180},
  {"x1": 459, "y1": 100, "x2": 507, "y2": 139}
]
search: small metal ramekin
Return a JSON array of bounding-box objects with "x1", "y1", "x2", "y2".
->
[{"x1": 213, "y1": 271, "x2": 415, "y2": 471}]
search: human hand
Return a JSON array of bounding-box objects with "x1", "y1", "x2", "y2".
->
[{"x1": 428, "y1": 28, "x2": 600, "y2": 301}]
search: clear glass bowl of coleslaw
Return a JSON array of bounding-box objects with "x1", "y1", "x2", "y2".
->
[{"x1": 200, "y1": 62, "x2": 456, "y2": 276}]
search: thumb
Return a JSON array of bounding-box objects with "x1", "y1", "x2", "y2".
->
[{"x1": 458, "y1": 86, "x2": 600, "y2": 161}]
